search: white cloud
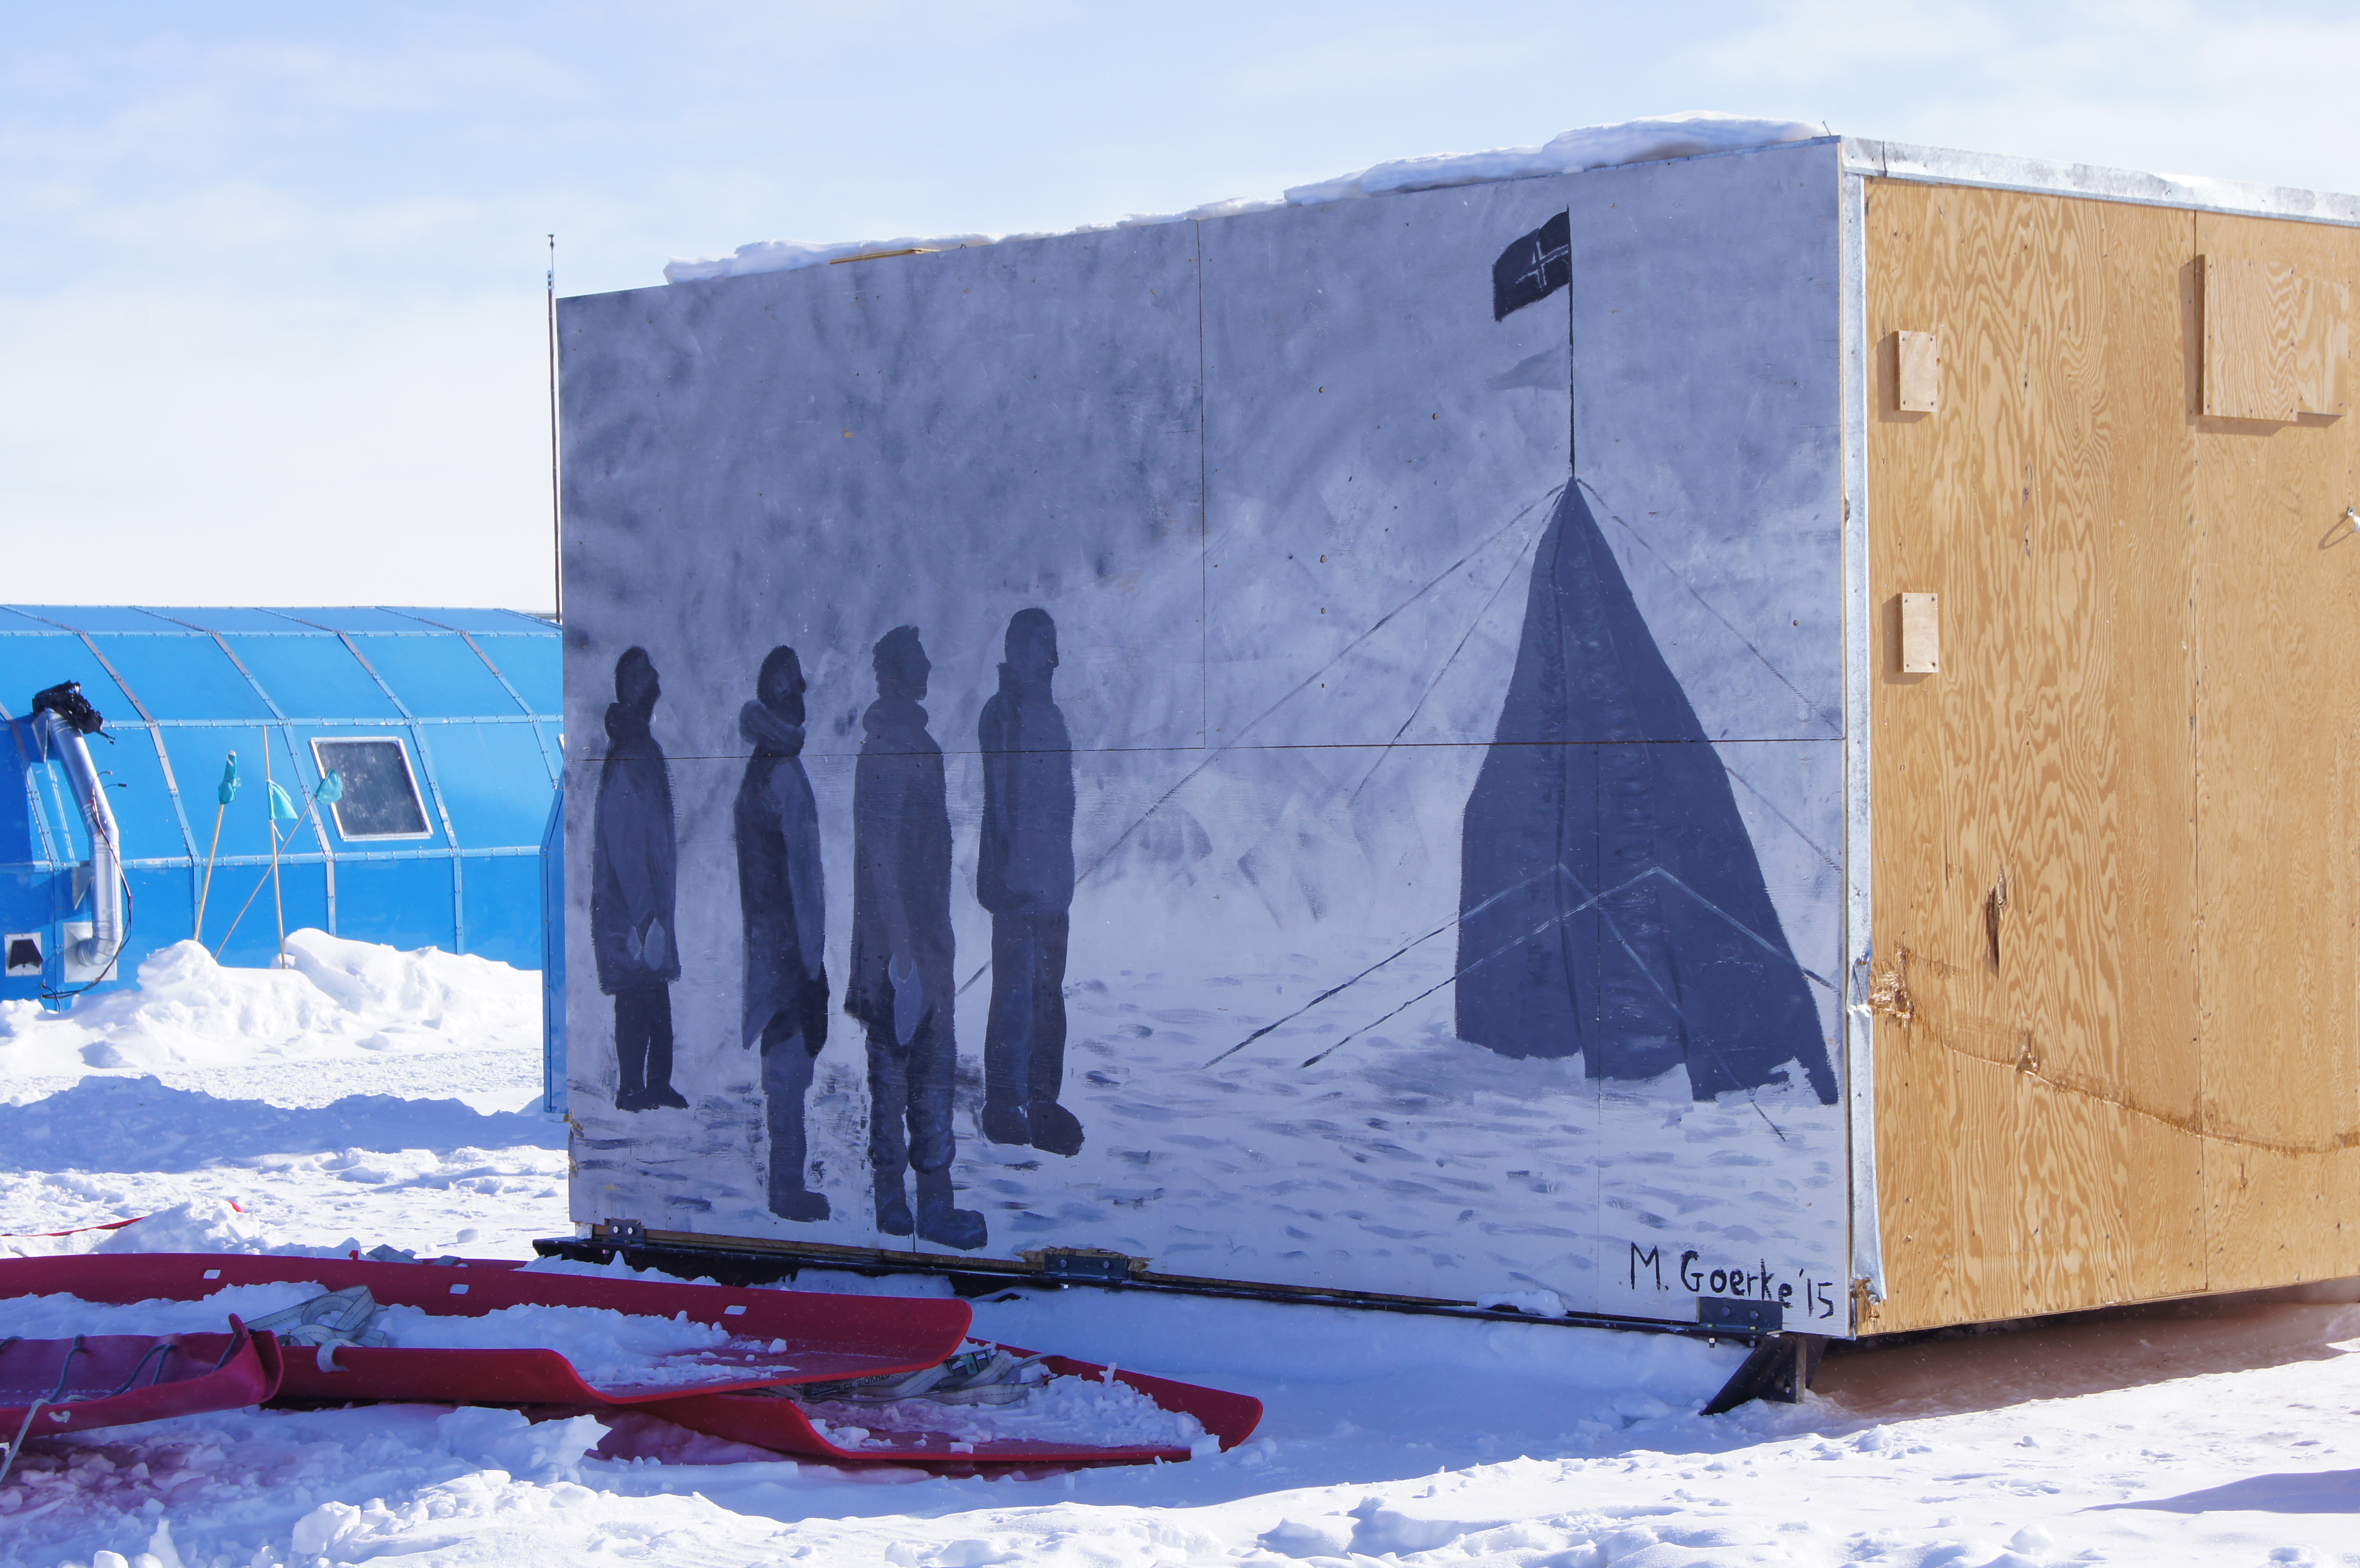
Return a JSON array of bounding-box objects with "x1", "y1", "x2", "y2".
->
[
  {"x1": 0, "y1": 285, "x2": 554, "y2": 609},
  {"x1": 2, "y1": 0, "x2": 2355, "y2": 610},
  {"x1": 1673, "y1": 0, "x2": 2360, "y2": 192}
]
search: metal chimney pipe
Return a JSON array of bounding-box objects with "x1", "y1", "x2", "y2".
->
[{"x1": 36, "y1": 710, "x2": 124, "y2": 979}]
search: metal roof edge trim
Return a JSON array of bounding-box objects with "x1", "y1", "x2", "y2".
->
[
  {"x1": 0, "y1": 845, "x2": 545, "y2": 875},
  {"x1": 0, "y1": 607, "x2": 559, "y2": 637},
  {"x1": 1842, "y1": 138, "x2": 2360, "y2": 228}
]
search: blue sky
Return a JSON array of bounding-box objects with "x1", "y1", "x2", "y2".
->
[{"x1": 5, "y1": 1, "x2": 2355, "y2": 608}]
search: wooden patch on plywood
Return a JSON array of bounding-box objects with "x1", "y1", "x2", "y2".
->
[
  {"x1": 1896, "y1": 331, "x2": 1941, "y2": 412},
  {"x1": 2203, "y1": 256, "x2": 2350, "y2": 421},
  {"x1": 2295, "y1": 277, "x2": 2349, "y2": 416},
  {"x1": 2204, "y1": 255, "x2": 2301, "y2": 420},
  {"x1": 1899, "y1": 592, "x2": 1940, "y2": 673}
]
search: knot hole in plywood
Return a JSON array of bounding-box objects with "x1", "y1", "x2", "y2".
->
[{"x1": 1984, "y1": 871, "x2": 2010, "y2": 974}]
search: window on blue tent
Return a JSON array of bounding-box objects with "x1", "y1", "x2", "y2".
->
[{"x1": 310, "y1": 737, "x2": 431, "y2": 840}]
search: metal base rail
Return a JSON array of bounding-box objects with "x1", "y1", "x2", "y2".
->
[{"x1": 532, "y1": 1231, "x2": 1825, "y2": 1414}]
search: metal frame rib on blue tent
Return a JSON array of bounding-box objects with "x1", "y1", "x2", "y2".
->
[{"x1": 0, "y1": 607, "x2": 560, "y2": 1007}]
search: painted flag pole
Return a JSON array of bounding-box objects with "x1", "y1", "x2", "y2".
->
[{"x1": 193, "y1": 752, "x2": 239, "y2": 945}]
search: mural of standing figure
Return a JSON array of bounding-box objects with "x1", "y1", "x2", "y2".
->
[
  {"x1": 846, "y1": 627, "x2": 988, "y2": 1250},
  {"x1": 591, "y1": 646, "x2": 689, "y2": 1112},
  {"x1": 977, "y1": 608, "x2": 1082, "y2": 1156},
  {"x1": 734, "y1": 646, "x2": 831, "y2": 1222}
]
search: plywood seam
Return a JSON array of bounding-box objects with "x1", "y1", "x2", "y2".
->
[
  {"x1": 2184, "y1": 206, "x2": 2209, "y2": 1298},
  {"x1": 1840, "y1": 165, "x2": 1885, "y2": 1314}
]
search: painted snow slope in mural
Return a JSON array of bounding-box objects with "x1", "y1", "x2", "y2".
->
[{"x1": 559, "y1": 136, "x2": 1847, "y2": 1327}]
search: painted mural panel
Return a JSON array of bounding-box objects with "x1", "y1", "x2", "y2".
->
[
  {"x1": 1199, "y1": 176, "x2": 1574, "y2": 753},
  {"x1": 1556, "y1": 146, "x2": 1848, "y2": 1328},
  {"x1": 1565, "y1": 150, "x2": 1845, "y2": 744},
  {"x1": 561, "y1": 140, "x2": 1850, "y2": 1329}
]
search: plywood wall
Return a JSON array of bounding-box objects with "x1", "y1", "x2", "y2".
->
[{"x1": 1866, "y1": 180, "x2": 2360, "y2": 1333}]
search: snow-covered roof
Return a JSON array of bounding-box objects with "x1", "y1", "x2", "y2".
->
[{"x1": 661, "y1": 111, "x2": 1825, "y2": 284}]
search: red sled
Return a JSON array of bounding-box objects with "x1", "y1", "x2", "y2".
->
[
  {"x1": 648, "y1": 1346, "x2": 1264, "y2": 1468},
  {"x1": 0, "y1": 1254, "x2": 970, "y2": 1406},
  {"x1": 0, "y1": 1256, "x2": 1262, "y2": 1470},
  {"x1": 0, "y1": 1318, "x2": 283, "y2": 1440}
]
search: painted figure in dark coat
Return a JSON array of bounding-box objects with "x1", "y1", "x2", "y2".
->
[
  {"x1": 592, "y1": 646, "x2": 688, "y2": 1112},
  {"x1": 977, "y1": 609, "x2": 1082, "y2": 1156},
  {"x1": 735, "y1": 646, "x2": 831, "y2": 1222},
  {"x1": 1455, "y1": 483, "x2": 1838, "y2": 1105},
  {"x1": 845, "y1": 627, "x2": 987, "y2": 1250}
]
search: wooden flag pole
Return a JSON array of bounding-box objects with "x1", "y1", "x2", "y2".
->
[{"x1": 193, "y1": 751, "x2": 237, "y2": 945}]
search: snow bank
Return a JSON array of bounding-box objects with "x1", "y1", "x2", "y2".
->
[
  {"x1": 88, "y1": 1196, "x2": 271, "y2": 1254},
  {"x1": 0, "y1": 1074, "x2": 560, "y2": 1177},
  {"x1": 662, "y1": 112, "x2": 1824, "y2": 283},
  {"x1": 0, "y1": 931, "x2": 539, "y2": 1105}
]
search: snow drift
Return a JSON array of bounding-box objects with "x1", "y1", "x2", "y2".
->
[
  {"x1": 661, "y1": 111, "x2": 1825, "y2": 282},
  {"x1": 0, "y1": 930, "x2": 539, "y2": 1098}
]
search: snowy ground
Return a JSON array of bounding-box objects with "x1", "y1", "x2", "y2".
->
[
  {"x1": 4, "y1": 936, "x2": 2359, "y2": 1567},
  {"x1": 576, "y1": 941, "x2": 1849, "y2": 1325}
]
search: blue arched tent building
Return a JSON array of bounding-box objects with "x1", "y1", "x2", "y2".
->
[{"x1": 0, "y1": 606, "x2": 561, "y2": 1012}]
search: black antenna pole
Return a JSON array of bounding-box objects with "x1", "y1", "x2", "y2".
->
[{"x1": 547, "y1": 233, "x2": 563, "y2": 624}]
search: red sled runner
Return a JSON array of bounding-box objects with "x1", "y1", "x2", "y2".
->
[
  {"x1": 0, "y1": 1254, "x2": 1261, "y2": 1469},
  {"x1": 651, "y1": 1345, "x2": 1264, "y2": 1467},
  {"x1": 0, "y1": 1254, "x2": 966, "y2": 1404}
]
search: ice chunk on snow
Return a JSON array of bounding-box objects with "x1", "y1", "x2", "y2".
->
[
  {"x1": 1259, "y1": 1516, "x2": 1354, "y2": 1557},
  {"x1": 437, "y1": 1406, "x2": 603, "y2": 1483},
  {"x1": 662, "y1": 112, "x2": 1824, "y2": 284},
  {"x1": 799, "y1": 1369, "x2": 1209, "y2": 1452},
  {"x1": 1346, "y1": 1496, "x2": 1503, "y2": 1557}
]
